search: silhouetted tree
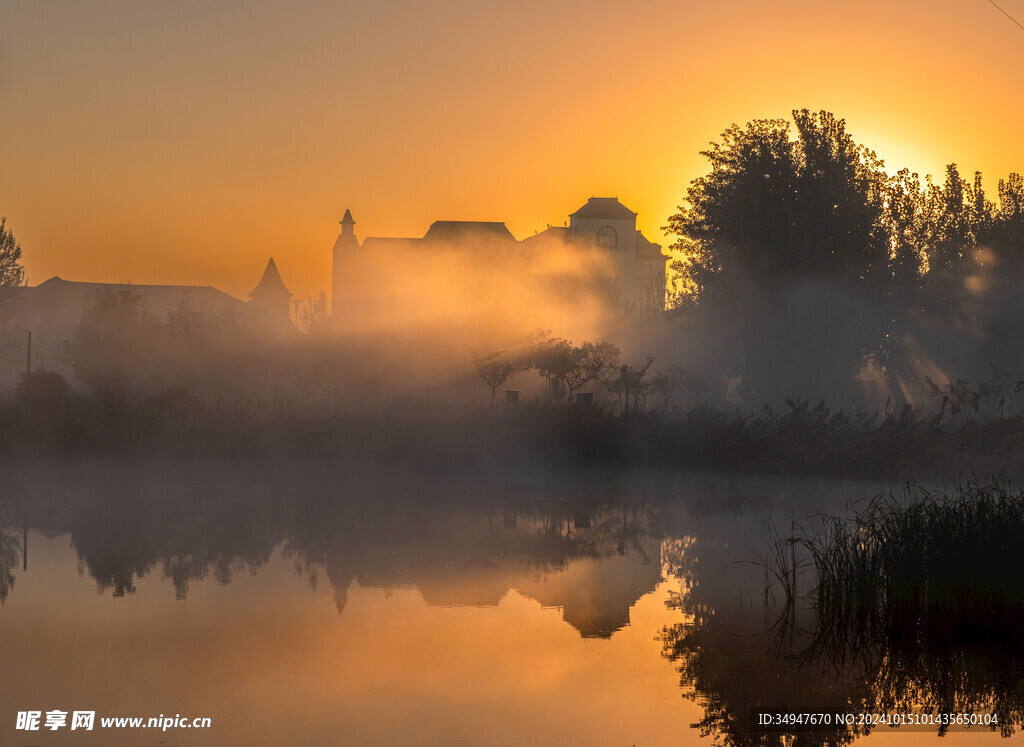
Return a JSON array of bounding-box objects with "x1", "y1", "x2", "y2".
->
[
  {"x1": 666, "y1": 116, "x2": 797, "y2": 298},
  {"x1": 651, "y1": 362, "x2": 687, "y2": 409},
  {"x1": 661, "y1": 111, "x2": 1024, "y2": 407},
  {"x1": 914, "y1": 164, "x2": 988, "y2": 310},
  {"x1": 882, "y1": 168, "x2": 928, "y2": 296},
  {"x1": 298, "y1": 291, "x2": 330, "y2": 336},
  {"x1": 602, "y1": 358, "x2": 654, "y2": 415},
  {"x1": 529, "y1": 335, "x2": 573, "y2": 401},
  {"x1": 666, "y1": 110, "x2": 890, "y2": 300},
  {"x1": 473, "y1": 350, "x2": 523, "y2": 403},
  {"x1": 562, "y1": 341, "x2": 620, "y2": 400},
  {"x1": 529, "y1": 335, "x2": 620, "y2": 402},
  {"x1": 791, "y1": 109, "x2": 889, "y2": 288},
  {"x1": 0, "y1": 217, "x2": 26, "y2": 288},
  {"x1": 166, "y1": 296, "x2": 214, "y2": 336},
  {"x1": 987, "y1": 173, "x2": 1024, "y2": 267}
]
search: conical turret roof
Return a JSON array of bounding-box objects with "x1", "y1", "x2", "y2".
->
[{"x1": 254, "y1": 257, "x2": 290, "y2": 296}]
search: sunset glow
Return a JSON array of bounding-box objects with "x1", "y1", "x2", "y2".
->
[{"x1": 3, "y1": 0, "x2": 1022, "y2": 301}]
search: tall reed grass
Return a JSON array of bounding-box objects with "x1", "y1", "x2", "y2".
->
[{"x1": 766, "y1": 479, "x2": 1024, "y2": 735}]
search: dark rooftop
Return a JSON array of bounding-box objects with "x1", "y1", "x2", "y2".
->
[
  {"x1": 361, "y1": 237, "x2": 419, "y2": 248},
  {"x1": 570, "y1": 197, "x2": 637, "y2": 221},
  {"x1": 35, "y1": 276, "x2": 239, "y2": 300},
  {"x1": 422, "y1": 221, "x2": 516, "y2": 243},
  {"x1": 521, "y1": 226, "x2": 572, "y2": 244}
]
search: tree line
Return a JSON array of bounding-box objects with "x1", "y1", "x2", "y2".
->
[
  {"x1": 667, "y1": 109, "x2": 1024, "y2": 311},
  {"x1": 664, "y1": 109, "x2": 1024, "y2": 408}
]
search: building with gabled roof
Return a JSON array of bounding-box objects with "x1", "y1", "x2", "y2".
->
[
  {"x1": 539, "y1": 196, "x2": 669, "y2": 315},
  {"x1": 3, "y1": 258, "x2": 294, "y2": 384},
  {"x1": 329, "y1": 197, "x2": 668, "y2": 324}
]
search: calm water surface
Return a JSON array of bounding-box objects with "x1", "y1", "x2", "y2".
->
[{"x1": 0, "y1": 461, "x2": 1013, "y2": 745}]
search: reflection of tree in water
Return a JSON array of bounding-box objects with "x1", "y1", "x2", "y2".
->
[
  {"x1": 21, "y1": 467, "x2": 661, "y2": 621},
  {"x1": 0, "y1": 527, "x2": 21, "y2": 604},
  {"x1": 659, "y1": 535, "x2": 862, "y2": 747},
  {"x1": 825, "y1": 621, "x2": 1024, "y2": 739},
  {"x1": 63, "y1": 486, "x2": 280, "y2": 598},
  {"x1": 503, "y1": 500, "x2": 653, "y2": 570},
  {"x1": 0, "y1": 502, "x2": 24, "y2": 604},
  {"x1": 660, "y1": 484, "x2": 1024, "y2": 744},
  {"x1": 793, "y1": 483, "x2": 1024, "y2": 738}
]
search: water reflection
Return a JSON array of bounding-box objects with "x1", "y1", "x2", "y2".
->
[
  {"x1": 0, "y1": 460, "x2": 700, "y2": 745},
  {"x1": 658, "y1": 487, "x2": 1024, "y2": 744},
  {"x1": 2, "y1": 462, "x2": 1017, "y2": 744},
  {"x1": 2, "y1": 461, "x2": 667, "y2": 640},
  {"x1": 292, "y1": 503, "x2": 661, "y2": 637},
  {"x1": 659, "y1": 533, "x2": 863, "y2": 746},
  {"x1": 0, "y1": 527, "x2": 20, "y2": 603}
]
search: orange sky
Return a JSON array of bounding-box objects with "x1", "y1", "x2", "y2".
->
[{"x1": 2, "y1": 0, "x2": 1023, "y2": 302}]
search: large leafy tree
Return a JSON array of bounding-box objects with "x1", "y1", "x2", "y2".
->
[
  {"x1": 665, "y1": 111, "x2": 907, "y2": 406},
  {"x1": 667, "y1": 110, "x2": 890, "y2": 301},
  {"x1": 984, "y1": 173, "x2": 1024, "y2": 268},
  {"x1": 666, "y1": 117, "x2": 797, "y2": 298},
  {"x1": 0, "y1": 217, "x2": 26, "y2": 287},
  {"x1": 791, "y1": 110, "x2": 889, "y2": 285},
  {"x1": 666, "y1": 109, "x2": 1024, "y2": 406}
]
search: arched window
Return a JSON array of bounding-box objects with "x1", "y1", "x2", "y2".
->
[{"x1": 597, "y1": 226, "x2": 617, "y2": 248}]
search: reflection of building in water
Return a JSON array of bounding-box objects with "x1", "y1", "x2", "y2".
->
[
  {"x1": 331, "y1": 198, "x2": 669, "y2": 323},
  {"x1": 12, "y1": 459, "x2": 663, "y2": 638},
  {"x1": 516, "y1": 542, "x2": 661, "y2": 638},
  {"x1": 317, "y1": 508, "x2": 662, "y2": 638}
]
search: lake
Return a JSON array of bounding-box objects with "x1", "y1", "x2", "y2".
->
[{"x1": 0, "y1": 460, "x2": 1012, "y2": 744}]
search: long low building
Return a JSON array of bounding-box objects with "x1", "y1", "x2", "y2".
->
[{"x1": 1, "y1": 259, "x2": 292, "y2": 384}]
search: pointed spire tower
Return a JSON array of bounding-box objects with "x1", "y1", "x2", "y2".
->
[
  {"x1": 250, "y1": 257, "x2": 292, "y2": 325},
  {"x1": 331, "y1": 209, "x2": 360, "y2": 322},
  {"x1": 339, "y1": 209, "x2": 355, "y2": 236}
]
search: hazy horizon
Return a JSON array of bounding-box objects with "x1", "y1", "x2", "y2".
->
[{"x1": 3, "y1": 0, "x2": 1024, "y2": 301}]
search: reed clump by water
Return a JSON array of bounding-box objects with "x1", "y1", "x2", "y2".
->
[
  {"x1": 807, "y1": 481, "x2": 1024, "y2": 647},
  {"x1": 778, "y1": 479, "x2": 1024, "y2": 736}
]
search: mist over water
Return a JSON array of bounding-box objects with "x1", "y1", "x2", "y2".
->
[{"x1": 3, "y1": 460, "x2": 1016, "y2": 744}]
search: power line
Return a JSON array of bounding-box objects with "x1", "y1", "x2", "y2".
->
[{"x1": 988, "y1": 0, "x2": 1024, "y2": 33}]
